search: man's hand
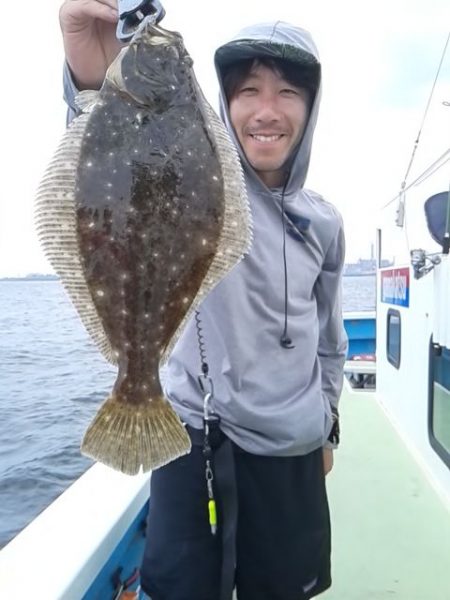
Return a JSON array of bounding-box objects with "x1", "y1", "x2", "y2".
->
[
  {"x1": 59, "y1": 0, "x2": 123, "y2": 90},
  {"x1": 323, "y1": 448, "x2": 334, "y2": 475}
]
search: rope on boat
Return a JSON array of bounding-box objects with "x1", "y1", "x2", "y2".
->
[{"x1": 383, "y1": 31, "x2": 450, "y2": 209}]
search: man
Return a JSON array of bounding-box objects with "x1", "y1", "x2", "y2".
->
[{"x1": 60, "y1": 2, "x2": 348, "y2": 599}]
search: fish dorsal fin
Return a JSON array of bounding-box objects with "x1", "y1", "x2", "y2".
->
[
  {"x1": 34, "y1": 112, "x2": 117, "y2": 366},
  {"x1": 75, "y1": 90, "x2": 100, "y2": 113}
]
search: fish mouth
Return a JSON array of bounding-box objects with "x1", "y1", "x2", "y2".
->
[
  {"x1": 134, "y1": 22, "x2": 188, "y2": 61},
  {"x1": 139, "y1": 22, "x2": 183, "y2": 46}
]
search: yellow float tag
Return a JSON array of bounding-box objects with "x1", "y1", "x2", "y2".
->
[{"x1": 208, "y1": 499, "x2": 217, "y2": 534}]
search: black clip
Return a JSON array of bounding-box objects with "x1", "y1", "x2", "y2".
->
[
  {"x1": 327, "y1": 412, "x2": 340, "y2": 445},
  {"x1": 116, "y1": 0, "x2": 166, "y2": 42},
  {"x1": 111, "y1": 566, "x2": 140, "y2": 600}
]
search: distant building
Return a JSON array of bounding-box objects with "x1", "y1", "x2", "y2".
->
[
  {"x1": 344, "y1": 244, "x2": 392, "y2": 276},
  {"x1": 0, "y1": 273, "x2": 59, "y2": 282},
  {"x1": 343, "y1": 259, "x2": 376, "y2": 276}
]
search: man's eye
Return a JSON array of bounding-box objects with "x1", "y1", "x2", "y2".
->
[
  {"x1": 281, "y1": 88, "x2": 299, "y2": 96},
  {"x1": 240, "y1": 86, "x2": 258, "y2": 94}
]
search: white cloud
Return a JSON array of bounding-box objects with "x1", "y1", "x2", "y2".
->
[{"x1": 0, "y1": 0, "x2": 448, "y2": 274}]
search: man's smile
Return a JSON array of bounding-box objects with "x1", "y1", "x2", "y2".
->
[{"x1": 249, "y1": 133, "x2": 285, "y2": 143}]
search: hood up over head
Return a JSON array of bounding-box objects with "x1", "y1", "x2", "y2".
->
[{"x1": 214, "y1": 21, "x2": 321, "y2": 193}]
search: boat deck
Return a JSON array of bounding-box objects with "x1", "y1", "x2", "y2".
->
[
  {"x1": 1, "y1": 381, "x2": 449, "y2": 599},
  {"x1": 320, "y1": 383, "x2": 450, "y2": 600}
]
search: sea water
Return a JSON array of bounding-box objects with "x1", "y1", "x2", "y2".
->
[{"x1": 0, "y1": 276, "x2": 375, "y2": 547}]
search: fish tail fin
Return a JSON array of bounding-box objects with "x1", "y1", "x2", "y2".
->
[{"x1": 81, "y1": 396, "x2": 191, "y2": 475}]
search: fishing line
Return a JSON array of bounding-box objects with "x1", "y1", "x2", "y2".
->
[
  {"x1": 383, "y1": 31, "x2": 450, "y2": 209},
  {"x1": 194, "y1": 309, "x2": 209, "y2": 377}
]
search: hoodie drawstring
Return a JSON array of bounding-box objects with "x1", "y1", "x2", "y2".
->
[{"x1": 279, "y1": 177, "x2": 295, "y2": 349}]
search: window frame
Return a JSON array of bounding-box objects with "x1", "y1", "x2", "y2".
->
[
  {"x1": 428, "y1": 337, "x2": 450, "y2": 469},
  {"x1": 386, "y1": 308, "x2": 401, "y2": 369}
]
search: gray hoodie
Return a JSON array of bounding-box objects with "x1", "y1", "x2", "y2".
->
[{"x1": 63, "y1": 20, "x2": 348, "y2": 457}]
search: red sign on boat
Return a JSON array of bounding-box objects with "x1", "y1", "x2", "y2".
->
[{"x1": 380, "y1": 267, "x2": 410, "y2": 307}]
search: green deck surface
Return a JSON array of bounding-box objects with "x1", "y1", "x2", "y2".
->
[{"x1": 321, "y1": 385, "x2": 450, "y2": 600}]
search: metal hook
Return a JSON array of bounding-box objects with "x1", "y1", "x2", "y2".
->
[
  {"x1": 198, "y1": 373, "x2": 214, "y2": 397},
  {"x1": 203, "y1": 392, "x2": 214, "y2": 422}
]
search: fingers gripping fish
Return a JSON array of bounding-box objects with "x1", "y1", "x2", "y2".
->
[{"x1": 34, "y1": 22, "x2": 251, "y2": 475}]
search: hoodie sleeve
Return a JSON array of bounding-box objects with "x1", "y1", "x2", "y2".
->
[
  {"x1": 63, "y1": 62, "x2": 82, "y2": 125},
  {"x1": 313, "y1": 212, "x2": 348, "y2": 446}
]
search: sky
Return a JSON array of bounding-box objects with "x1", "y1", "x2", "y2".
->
[{"x1": 0, "y1": 0, "x2": 448, "y2": 276}]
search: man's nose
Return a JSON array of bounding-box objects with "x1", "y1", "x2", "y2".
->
[{"x1": 253, "y1": 95, "x2": 280, "y2": 121}]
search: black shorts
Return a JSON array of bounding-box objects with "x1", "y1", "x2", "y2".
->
[{"x1": 140, "y1": 426, "x2": 331, "y2": 600}]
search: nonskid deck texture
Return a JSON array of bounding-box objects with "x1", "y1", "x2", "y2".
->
[{"x1": 321, "y1": 385, "x2": 450, "y2": 600}]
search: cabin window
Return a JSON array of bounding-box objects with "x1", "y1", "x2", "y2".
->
[
  {"x1": 386, "y1": 309, "x2": 401, "y2": 368},
  {"x1": 429, "y1": 340, "x2": 450, "y2": 469}
]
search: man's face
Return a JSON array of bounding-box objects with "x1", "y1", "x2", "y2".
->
[{"x1": 229, "y1": 63, "x2": 310, "y2": 188}]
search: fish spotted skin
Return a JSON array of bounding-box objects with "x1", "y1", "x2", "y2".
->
[{"x1": 35, "y1": 22, "x2": 250, "y2": 474}]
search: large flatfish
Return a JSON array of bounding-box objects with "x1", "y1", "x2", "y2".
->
[{"x1": 34, "y1": 21, "x2": 251, "y2": 475}]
